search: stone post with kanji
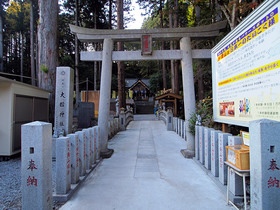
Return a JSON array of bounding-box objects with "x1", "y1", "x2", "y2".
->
[
  {"x1": 68, "y1": 133, "x2": 80, "y2": 184},
  {"x1": 55, "y1": 136, "x2": 71, "y2": 195},
  {"x1": 21, "y1": 121, "x2": 52, "y2": 210},
  {"x1": 54, "y1": 67, "x2": 74, "y2": 136},
  {"x1": 250, "y1": 119, "x2": 280, "y2": 209},
  {"x1": 218, "y1": 132, "x2": 232, "y2": 185}
]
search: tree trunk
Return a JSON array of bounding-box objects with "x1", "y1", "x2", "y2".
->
[
  {"x1": 37, "y1": 0, "x2": 58, "y2": 124},
  {"x1": 174, "y1": 0, "x2": 179, "y2": 95},
  {"x1": 30, "y1": 0, "x2": 35, "y2": 86},
  {"x1": 94, "y1": 5, "x2": 97, "y2": 91},
  {"x1": 169, "y1": 8, "x2": 175, "y2": 92},
  {"x1": 20, "y1": 32, "x2": 23, "y2": 82},
  {"x1": 109, "y1": 0, "x2": 112, "y2": 29},
  {"x1": 117, "y1": 0, "x2": 126, "y2": 109},
  {"x1": 75, "y1": 0, "x2": 80, "y2": 106},
  {"x1": 197, "y1": 60, "x2": 204, "y2": 100},
  {"x1": 0, "y1": 7, "x2": 3, "y2": 72},
  {"x1": 160, "y1": 0, "x2": 166, "y2": 90}
]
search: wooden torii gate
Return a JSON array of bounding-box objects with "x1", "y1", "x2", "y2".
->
[{"x1": 70, "y1": 21, "x2": 226, "y2": 158}]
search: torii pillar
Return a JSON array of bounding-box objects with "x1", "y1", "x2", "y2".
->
[
  {"x1": 97, "y1": 39, "x2": 114, "y2": 157},
  {"x1": 180, "y1": 37, "x2": 196, "y2": 158}
]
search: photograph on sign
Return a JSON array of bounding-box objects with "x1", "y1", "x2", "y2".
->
[{"x1": 211, "y1": 0, "x2": 280, "y2": 126}]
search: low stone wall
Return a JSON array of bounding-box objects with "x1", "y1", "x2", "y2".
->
[
  {"x1": 21, "y1": 122, "x2": 103, "y2": 208},
  {"x1": 119, "y1": 108, "x2": 134, "y2": 131}
]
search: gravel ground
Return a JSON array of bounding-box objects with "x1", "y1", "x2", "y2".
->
[{"x1": 0, "y1": 157, "x2": 61, "y2": 210}]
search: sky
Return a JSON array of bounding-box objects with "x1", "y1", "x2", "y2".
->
[{"x1": 126, "y1": 0, "x2": 146, "y2": 29}]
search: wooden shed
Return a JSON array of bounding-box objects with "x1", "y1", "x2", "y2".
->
[
  {"x1": 155, "y1": 92, "x2": 183, "y2": 117},
  {"x1": 0, "y1": 77, "x2": 49, "y2": 157}
]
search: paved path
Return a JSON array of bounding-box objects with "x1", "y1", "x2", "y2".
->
[{"x1": 60, "y1": 116, "x2": 233, "y2": 210}]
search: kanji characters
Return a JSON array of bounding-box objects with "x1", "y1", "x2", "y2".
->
[
  {"x1": 268, "y1": 159, "x2": 279, "y2": 171},
  {"x1": 27, "y1": 176, "x2": 38, "y2": 187},
  {"x1": 27, "y1": 159, "x2": 37, "y2": 171},
  {"x1": 267, "y1": 177, "x2": 279, "y2": 188}
]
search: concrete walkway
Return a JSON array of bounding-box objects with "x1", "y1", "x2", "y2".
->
[{"x1": 60, "y1": 115, "x2": 233, "y2": 210}]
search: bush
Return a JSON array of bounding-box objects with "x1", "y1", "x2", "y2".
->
[{"x1": 188, "y1": 97, "x2": 220, "y2": 135}]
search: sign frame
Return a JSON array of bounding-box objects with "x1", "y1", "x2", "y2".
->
[{"x1": 211, "y1": 0, "x2": 280, "y2": 127}]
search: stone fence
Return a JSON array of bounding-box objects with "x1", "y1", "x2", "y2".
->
[
  {"x1": 159, "y1": 112, "x2": 280, "y2": 209},
  {"x1": 108, "y1": 118, "x2": 120, "y2": 139},
  {"x1": 119, "y1": 108, "x2": 134, "y2": 131},
  {"x1": 159, "y1": 110, "x2": 167, "y2": 123},
  {"x1": 21, "y1": 122, "x2": 103, "y2": 209}
]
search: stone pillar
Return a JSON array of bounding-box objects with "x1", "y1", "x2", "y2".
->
[
  {"x1": 218, "y1": 132, "x2": 232, "y2": 185},
  {"x1": 228, "y1": 136, "x2": 243, "y2": 196},
  {"x1": 181, "y1": 120, "x2": 184, "y2": 138},
  {"x1": 195, "y1": 126, "x2": 200, "y2": 160},
  {"x1": 180, "y1": 37, "x2": 196, "y2": 158},
  {"x1": 184, "y1": 122, "x2": 187, "y2": 141},
  {"x1": 167, "y1": 109, "x2": 173, "y2": 131},
  {"x1": 56, "y1": 137, "x2": 71, "y2": 195},
  {"x1": 21, "y1": 121, "x2": 52, "y2": 210},
  {"x1": 199, "y1": 126, "x2": 205, "y2": 164},
  {"x1": 211, "y1": 130, "x2": 222, "y2": 177},
  {"x1": 204, "y1": 128, "x2": 213, "y2": 170},
  {"x1": 94, "y1": 126, "x2": 101, "y2": 160},
  {"x1": 90, "y1": 127, "x2": 96, "y2": 164},
  {"x1": 84, "y1": 128, "x2": 92, "y2": 170},
  {"x1": 54, "y1": 67, "x2": 74, "y2": 136},
  {"x1": 250, "y1": 119, "x2": 280, "y2": 210},
  {"x1": 176, "y1": 118, "x2": 179, "y2": 134},
  {"x1": 68, "y1": 133, "x2": 79, "y2": 184},
  {"x1": 77, "y1": 131, "x2": 86, "y2": 176},
  {"x1": 97, "y1": 38, "x2": 114, "y2": 156},
  {"x1": 119, "y1": 108, "x2": 126, "y2": 131}
]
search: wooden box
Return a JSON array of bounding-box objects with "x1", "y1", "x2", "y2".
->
[{"x1": 226, "y1": 131, "x2": 250, "y2": 170}]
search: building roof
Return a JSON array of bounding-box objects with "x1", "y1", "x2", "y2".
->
[
  {"x1": 125, "y1": 78, "x2": 150, "y2": 88},
  {"x1": 0, "y1": 76, "x2": 50, "y2": 93},
  {"x1": 155, "y1": 92, "x2": 183, "y2": 100}
]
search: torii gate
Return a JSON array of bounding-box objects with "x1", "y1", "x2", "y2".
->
[{"x1": 70, "y1": 21, "x2": 226, "y2": 158}]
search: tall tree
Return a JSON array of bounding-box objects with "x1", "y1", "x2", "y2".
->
[
  {"x1": 117, "y1": 0, "x2": 126, "y2": 109},
  {"x1": 75, "y1": 0, "x2": 80, "y2": 106},
  {"x1": 30, "y1": 0, "x2": 35, "y2": 86},
  {"x1": 0, "y1": 1, "x2": 4, "y2": 72},
  {"x1": 173, "y1": 0, "x2": 179, "y2": 95},
  {"x1": 159, "y1": 0, "x2": 167, "y2": 90},
  {"x1": 37, "y1": 0, "x2": 58, "y2": 123}
]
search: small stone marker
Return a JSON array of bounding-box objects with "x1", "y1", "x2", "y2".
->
[
  {"x1": 250, "y1": 119, "x2": 280, "y2": 210},
  {"x1": 77, "y1": 131, "x2": 86, "y2": 176},
  {"x1": 181, "y1": 120, "x2": 185, "y2": 138},
  {"x1": 175, "y1": 117, "x2": 179, "y2": 134},
  {"x1": 119, "y1": 108, "x2": 125, "y2": 131},
  {"x1": 84, "y1": 129, "x2": 92, "y2": 170},
  {"x1": 91, "y1": 127, "x2": 96, "y2": 164},
  {"x1": 97, "y1": 126, "x2": 101, "y2": 159},
  {"x1": 167, "y1": 109, "x2": 173, "y2": 131},
  {"x1": 179, "y1": 119, "x2": 182, "y2": 137},
  {"x1": 228, "y1": 136, "x2": 243, "y2": 196},
  {"x1": 54, "y1": 67, "x2": 74, "y2": 136},
  {"x1": 56, "y1": 137, "x2": 71, "y2": 195},
  {"x1": 211, "y1": 130, "x2": 222, "y2": 177},
  {"x1": 94, "y1": 126, "x2": 100, "y2": 160},
  {"x1": 199, "y1": 126, "x2": 205, "y2": 164},
  {"x1": 195, "y1": 126, "x2": 200, "y2": 160},
  {"x1": 218, "y1": 132, "x2": 232, "y2": 185},
  {"x1": 68, "y1": 133, "x2": 80, "y2": 184},
  {"x1": 204, "y1": 127, "x2": 213, "y2": 170},
  {"x1": 21, "y1": 121, "x2": 52, "y2": 210}
]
